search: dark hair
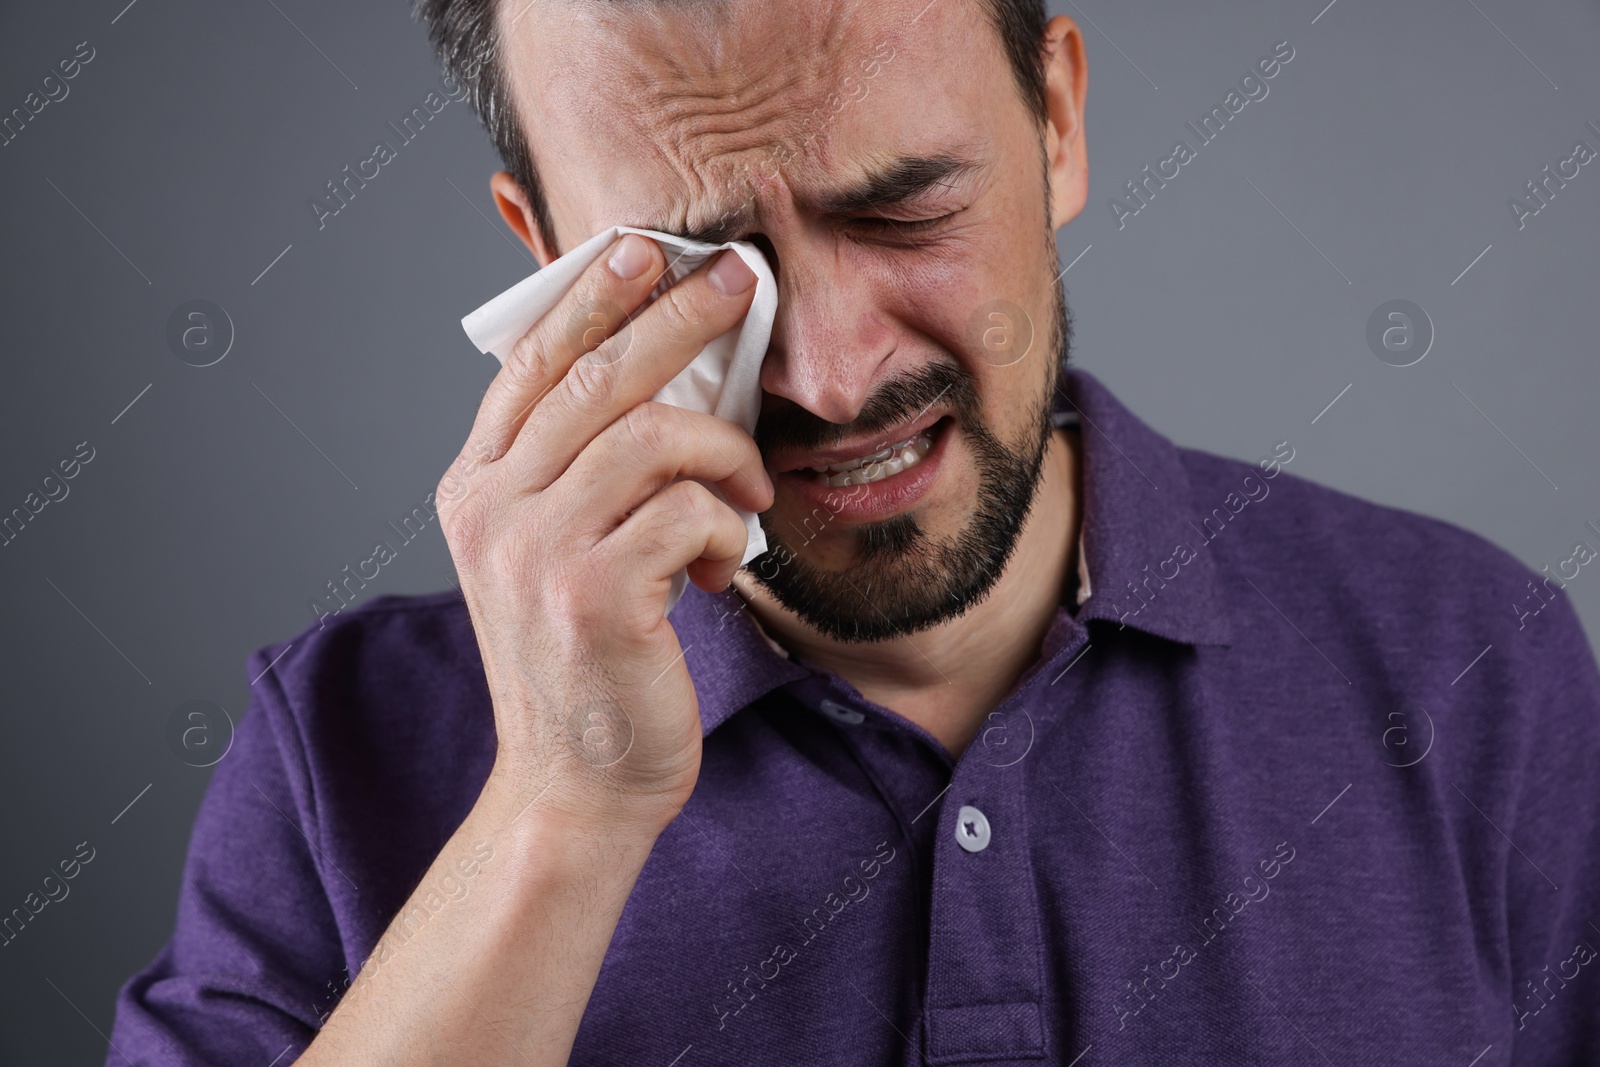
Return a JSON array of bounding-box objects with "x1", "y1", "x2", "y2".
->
[{"x1": 413, "y1": 0, "x2": 1052, "y2": 255}]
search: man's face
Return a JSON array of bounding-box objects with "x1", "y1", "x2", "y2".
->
[{"x1": 501, "y1": 0, "x2": 1086, "y2": 640}]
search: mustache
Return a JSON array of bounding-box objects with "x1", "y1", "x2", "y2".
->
[{"x1": 754, "y1": 360, "x2": 980, "y2": 455}]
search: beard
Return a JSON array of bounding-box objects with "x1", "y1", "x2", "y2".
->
[{"x1": 742, "y1": 248, "x2": 1073, "y2": 643}]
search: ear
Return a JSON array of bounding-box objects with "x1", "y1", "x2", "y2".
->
[
  {"x1": 1041, "y1": 15, "x2": 1088, "y2": 231},
  {"x1": 490, "y1": 171, "x2": 558, "y2": 267}
]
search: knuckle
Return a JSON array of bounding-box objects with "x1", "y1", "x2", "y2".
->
[
  {"x1": 564, "y1": 353, "x2": 618, "y2": 407},
  {"x1": 621, "y1": 402, "x2": 674, "y2": 458},
  {"x1": 435, "y1": 482, "x2": 463, "y2": 525},
  {"x1": 436, "y1": 440, "x2": 494, "y2": 514},
  {"x1": 441, "y1": 491, "x2": 493, "y2": 569},
  {"x1": 666, "y1": 477, "x2": 718, "y2": 524},
  {"x1": 589, "y1": 328, "x2": 631, "y2": 367},
  {"x1": 435, "y1": 466, "x2": 466, "y2": 511},
  {"x1": 504, "y1": 331, "x2": 551, "y2": 384},
  {"x1": 441, "y1": 472, "x2": 521, "y2": 574},
  {"x1": 438, "y1": 446, "x2": 487, "y2": 502},
  {"x1": 660, "y1": 283, "x2": 706, "y2": 331}
]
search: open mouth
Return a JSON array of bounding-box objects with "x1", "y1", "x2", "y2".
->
[
  {"x1": 802, "y1": 418, "x2": 947, "y2": 487},
  {"x1": 772, "y1": 415, "x2": 953, "y2": 524}
]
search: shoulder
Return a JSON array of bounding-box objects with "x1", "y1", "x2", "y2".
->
[
  {"x1": 242, "y1": 589, "x2": 493, "y2": 817},
  {"x1": 1175, "y1": 443, "x2": 1567, "y2": 641},
  {"x1": 1176, "y1": 443, "x2": 1599, "y2": 736},
  {"x1": 250, "y1": 588, "x2": 481, "y2": 704}
]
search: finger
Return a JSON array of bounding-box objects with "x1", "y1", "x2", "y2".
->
[
  {"x1": 597, "y1": 478, "x2": 752, "y2": 596},
  {"x1": 456, "y1": 233, "x2": 668, "y2": 478},
  {"x1": 546, "y1": 402, "x2": 773, "y2": 539},
  {"x1": 503, "y1": 249, "x2": 759, "y2": 491}
]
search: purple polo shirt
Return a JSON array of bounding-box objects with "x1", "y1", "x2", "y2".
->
[{"x1": 107, "y1": 368, "x2": 1600, "y2": 1065}]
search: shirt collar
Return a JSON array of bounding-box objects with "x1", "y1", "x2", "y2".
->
[
  {"x1": 671, "y1": 366, "x2": 1234, "y2": 737},
  {"x1": 1059, "y1": 367, "x2": 1235, "y2": 649}
]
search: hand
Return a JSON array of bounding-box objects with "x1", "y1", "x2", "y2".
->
[{"x1": 437, "y1": 234, "x2": 770, "y2": 836}]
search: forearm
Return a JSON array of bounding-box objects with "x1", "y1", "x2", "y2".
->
[
  {"x1": 298, "y1": 769, "x2": 662, "y2": 1067},
  {"x1": 296, "y1": 232, "x2": 757, "y2": 1064}
]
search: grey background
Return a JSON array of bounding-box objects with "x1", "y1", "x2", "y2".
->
[{"x1": 1, "y1": 0, "x2": 1596, "y2": 1062}]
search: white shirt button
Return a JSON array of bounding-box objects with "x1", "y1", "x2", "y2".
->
[
  {"x1": 818, "y1": 699, "x2": 866, "y2": 725},
  {"x1": 955, "y1": 805, "x2": 991, "y2": 853}
]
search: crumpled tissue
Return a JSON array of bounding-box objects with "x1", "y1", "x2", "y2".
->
[{"x1": 460, "y1": 225, "x2": 775, "y2": 614}]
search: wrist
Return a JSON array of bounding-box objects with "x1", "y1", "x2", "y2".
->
[
  {"x1": 480, "y1": 759, "x2": 679, "y2": 858},
  {"x1": 490, "y1": 807, "x2": 664, "y2": 919}
]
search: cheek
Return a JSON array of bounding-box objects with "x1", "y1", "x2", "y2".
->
[
  {"x1": 849, "y1": 244, "x2": 1054, "y2": 457},
  {"x1": 863, "y1": 201, "x2": 1053, "y2": 376},
  {"x1": 920, "y1": 258, "x2": 1055, "y2": 392},
  {"x1": 968, "y1": 360, "x2": 1050, "y2": 453},
  {"x1": 862, "y1": 239, "x2": 1003, "y2": 365}
]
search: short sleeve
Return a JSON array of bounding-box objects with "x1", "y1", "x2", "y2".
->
[
  {"x1": 1502, "y1": 593, "x2": 1600, "y2": 1064},
  {"x1": 104, "y1": 641, "x2": 347, "y2": 1066}
]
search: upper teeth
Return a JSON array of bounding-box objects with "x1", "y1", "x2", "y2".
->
[{"x1": 806, "y1": 429, "x2": 937, "y2": 487}]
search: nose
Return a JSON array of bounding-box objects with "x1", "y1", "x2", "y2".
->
[{"x1": 757, "y1": 238, "x2": 898, "y2": 425}]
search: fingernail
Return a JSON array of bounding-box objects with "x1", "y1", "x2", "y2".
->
[
  {"x1": 708, "y1": 249, "x2": 756, "y2": 295},
  {"x1": 607, "y1": 234, "x2": 652, "y2": 280}
]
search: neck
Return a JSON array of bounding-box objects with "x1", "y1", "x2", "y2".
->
[{"x1": 732, "y1": 425, "x2": 1081, "y2": 759}]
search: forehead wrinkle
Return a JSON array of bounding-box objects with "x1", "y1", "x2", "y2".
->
[
  {"x1": 537, "y1": 31, "x2": 819, "y2": 212},
  {"x1": 607, "y1": 40, "x2": 857, "y2": 236},
  {"x1": 620, "y1": 112, "x2": 788, "y2": 234},
  {"x1": 574, "y1": 0, "x2": 869, "y2": 136},
  {"x1": 620, "y1": 32, "x2": 853, "y2": 170},
  {"x1": 514, "y1": 0, "x2": 940, "y2": 240},
  {"x1": 642, "y1": 90, "x2": 805, "y2": 175}
]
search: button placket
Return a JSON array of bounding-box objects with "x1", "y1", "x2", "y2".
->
[{"x1": 922, "y1": 755, "x2": 1048, "y2": 1064}]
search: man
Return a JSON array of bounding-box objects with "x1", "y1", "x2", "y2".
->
[{"x1": 107, "y1": 0, "x2": 1600, "y2": 1063}]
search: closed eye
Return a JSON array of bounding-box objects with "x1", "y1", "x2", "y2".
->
[{"x1": 851, "y1": 212, "x2": 956, "y2": 236}]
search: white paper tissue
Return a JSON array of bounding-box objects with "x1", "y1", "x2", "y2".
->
[{"x1": 460, "y1": 225, "x2": 774, "y2": 615}]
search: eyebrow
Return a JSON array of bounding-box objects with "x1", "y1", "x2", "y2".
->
[
  {"x1": 638, "y1": 151, "x2": 984, "y2": 244},
  {"x1": 817, "y1": 151, "x2": 982, "y2": 215}
]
